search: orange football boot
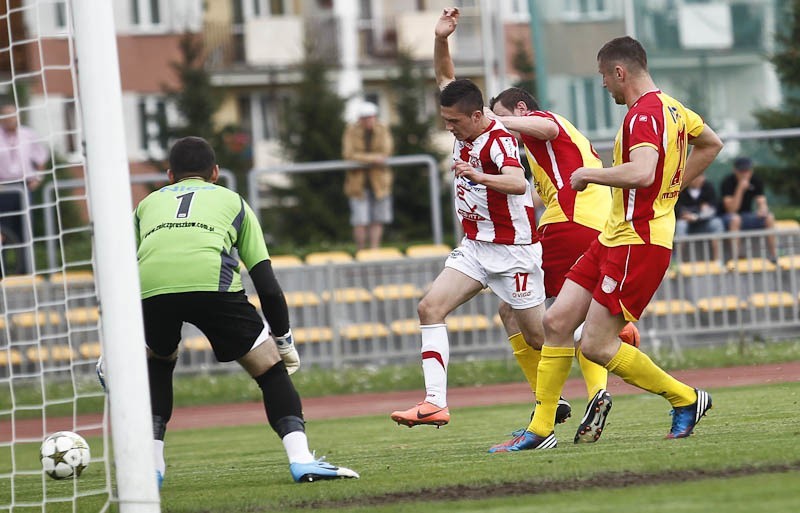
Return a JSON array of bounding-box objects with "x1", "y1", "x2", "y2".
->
[
  {"x1": 618, "y1": 322, "x2": 640, "y2": 348},
  {"x1": 390, "y1": 401, "x2": 450, "y2": 428}
]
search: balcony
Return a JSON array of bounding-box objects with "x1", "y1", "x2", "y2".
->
[
  {"x1": 203, "y1": 11, "x2": 484, "y2": 73},
  {"x1": 634, "y1": 1, "x2": 767, "y2": 61}
]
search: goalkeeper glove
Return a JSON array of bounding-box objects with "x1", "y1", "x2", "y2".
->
[
  {"x1": 96, "y1": 355, "x2": 107, "y2": 392},
  {"x1": 274, "y1": 330, "x2": 300, "y2": 375}
]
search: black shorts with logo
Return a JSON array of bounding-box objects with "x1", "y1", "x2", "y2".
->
[{"x1": 142, "y1": 291, "x2": 266, "y2": 362}]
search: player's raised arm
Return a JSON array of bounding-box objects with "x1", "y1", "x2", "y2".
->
[
  {"x1": 681, "y1": 124, "x2": 724, "y2": 189},
  {"x1": 434, "y1": 7, "x2": 459, "y2": 90}
]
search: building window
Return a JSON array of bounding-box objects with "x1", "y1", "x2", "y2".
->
[
  {"x1": 64, "y1": 100, "x2": 78, "y2": 156},
  {"x1": 562, "y1": 0, "x2": 613, "y2": 21},
  {"x1": 567, "y1": 76, "x2": 620, "y2": 137},
  {"x1": 243, "y1": 93, "x2": 289, "y2": 142},
  {"x1": 138, "y1": 96, "x2": 168, "y2": 158},
  {"x1": 131, "y1": 0, "x2": 163, "y2": 28},
  {"x1": 55, "y1": 1, "x2": 67, "y2": 28},
  {"x1": 235, "y1": 0, "x2": 287, "y2": 19}
]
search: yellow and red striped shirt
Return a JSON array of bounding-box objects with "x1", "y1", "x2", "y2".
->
[
  {"x1": 521, "y1": 111, "x2": 610, "y2": 232},
  {"x1": 601, "y1": 90, "x2": 705, "y2": 249}
]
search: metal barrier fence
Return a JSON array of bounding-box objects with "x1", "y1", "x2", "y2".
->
[
  {"x1": 248, "y1": 155, "x2": 445, "y2": 246},
  {"x1": 1, "y1": 226, "x2": 798, "y2": 378},
  {"x1": 179, "y1": 227, "x2": 799, "y2": 372},
  {"x1": 42, "y1": 170, "x2": 237, "y2": 270}
]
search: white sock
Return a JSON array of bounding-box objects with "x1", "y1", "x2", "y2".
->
[
  {"x1": 420, "y1": 324, "x2": 449, "y2": 408},
  {"x1": 153, "y1": 439, "x2": 166, "y2": 476},
  {"x1": 282, "y1": 431, "x2": 315, "y2": 464},
  {"x1": 573, "y1": 322, "x2": 585, "y2": 343}
]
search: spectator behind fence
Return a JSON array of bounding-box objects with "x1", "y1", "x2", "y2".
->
[
  {"x1": 720, "y1": 156, "x2": 777, "y2": 262},
  {"x1": 0, "y1": 103, "x2": 48, "y2": 274},
  {"x1": 674, "y1": 174, "x2": 724, "y2": 263},
  {"x1": 342, "y1": 101, "x2": 394, "y2": 250}
]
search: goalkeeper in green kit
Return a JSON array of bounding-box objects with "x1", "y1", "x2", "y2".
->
[{"x1": 121, "y1": 136, "x2": 359, "y2": 486}]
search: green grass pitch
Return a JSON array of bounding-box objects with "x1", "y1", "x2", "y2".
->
[{"x1": 4, "y1": 382, "x2": 799, "y2": 512}]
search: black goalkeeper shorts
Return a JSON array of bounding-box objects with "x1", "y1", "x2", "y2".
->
[{"x1": 142, "y1": 291, "x2": 267, "y2": 362}]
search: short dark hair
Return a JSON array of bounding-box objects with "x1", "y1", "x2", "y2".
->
[
  {"x1": 440, "y1": 79, "x2": 484, "y2": 115},
  {"x1": 489, "y1": 87, "x2": 540, "y2": 112},
  {"x1": 597, "y1": 36, "x2": 648, "y2": 72},
  {"x1": 168, "y1": 136, "x2": 216, "y2": 180}
]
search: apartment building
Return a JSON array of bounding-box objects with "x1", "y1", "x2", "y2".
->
[{"x1": 3, "y1": 1, "x2": 782, "y2": 179}]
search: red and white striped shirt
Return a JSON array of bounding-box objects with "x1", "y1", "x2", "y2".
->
[{"x1": 452, "y1": 119, "x2": 537, "y2": 245}]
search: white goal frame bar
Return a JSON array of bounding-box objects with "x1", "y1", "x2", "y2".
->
[{"x1": 71, "y1": 1, "x2": 160, "y2": 511}]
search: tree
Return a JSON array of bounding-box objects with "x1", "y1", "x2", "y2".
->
[
  {"x1": 753, "y1": 0, "x2": 800, "y2": 202},
  {"x1": 275, "y1": 43, "x2": 348, "y2": 247},
  {"x1": 387, "y1": 52, "x2": 449, "y2": 243},
  {"x1": 162, "y1": 33, "x2": 251, "y2": 184},
  {"x1": 510, "y1": 37, "x2": 537, "y2": 99}
]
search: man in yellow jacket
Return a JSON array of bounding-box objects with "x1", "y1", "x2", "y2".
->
[{"x1": 342, "y1": 101, "x2": 394, "y2": 249}]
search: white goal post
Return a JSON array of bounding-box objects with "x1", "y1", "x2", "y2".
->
[
  {"x1": 71, "y1": 1, "x2": 160, "y2": 511},
  {"x1": 0, "y1": 1, "x2": 159, "y2": 512}
]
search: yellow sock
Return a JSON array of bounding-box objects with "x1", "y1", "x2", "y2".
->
[
  {"x1": 606, "y1": 343, "x2": 696, "y2": 407},
  {"x1": 577, "y1": 348, "x2": 607, "y2": 401},
  {"x1": 509, "y1": 332, "x2": 541, "y2": 393},
  {"x1": 529, "y1": 346, "x2": 574, "y2": 436}
]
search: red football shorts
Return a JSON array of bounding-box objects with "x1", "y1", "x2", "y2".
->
[
  {"x1": 566, "y1": 239, "x2": 671, "y2": 321},
  {"x1": 539, "y1": 221, "x2": 600, "y2": 298}
]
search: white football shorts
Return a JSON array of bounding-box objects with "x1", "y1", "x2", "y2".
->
[{"x1": 445, "y1": 238, "x2": 545, "y2": 309}]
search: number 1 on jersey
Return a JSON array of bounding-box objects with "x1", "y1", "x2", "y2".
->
[{"x1": 175, "y1": 192, "x2": 195, "y2": 219}]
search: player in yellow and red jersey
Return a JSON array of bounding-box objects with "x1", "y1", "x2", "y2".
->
[
  {"x1": 491, "y1": 36, "x2": 724, "y2": 452},
  {"x1": 487, "y1": 88, "x2": 640, "y2": 434}
]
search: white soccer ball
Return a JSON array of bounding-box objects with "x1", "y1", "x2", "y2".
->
[{"x1": 40, "y1": 431, "x2": 91, "y2": 480}]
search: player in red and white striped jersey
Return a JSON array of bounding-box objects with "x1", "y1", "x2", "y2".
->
[
  {"x1": 451, "y1": 113, "x2": 537, "y2": 244},
  {"x1": 390, "y1": 9, "x2": 546, "y2": 428}
]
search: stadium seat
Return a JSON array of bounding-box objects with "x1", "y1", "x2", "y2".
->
[
  {"x1": 677, "y1": 261, "x2": 724, "y2": 277},
  {"x1": 340, "y1": 322, "x2": 390, "y2": 340},
  {"x1": 641, "y1": 299, "x2": 698, "y2": 332},
  {"x1": 748, "y1": 292, "x2": 795, "y2": 309},
  {"x1": 774, "y1": 219, "x2": 800, "y2": 231},
  {"x1": 25, "y1": 345, "x2": 75, "y2": 364},
  {"x1": 48, "y1": 270, "x2": 94, "y2": 285},
  {"x1": 182, "y1": 336, "x2": 211, "y2": 352},
  {"x1": 725, "y1": 258, "x2": 777, "y2": 273},
  {"x1": 778, "y1": 255, "x2": 800, "y2": 271},
  {"x1": 284, "y1": 290, "x2": 322, "y2": 307},
  {"x1": 66, "y1": 306, "x2": 99, "y2": 325},
  {"x1": 11, "y1": 311, "x2": 63, "y2": 328},
  {"x1": 645, "y1": 299, "x2": 697, "y2": 316},
  {"x1": 0, "y1": 349, "x2": 22, "y2": 368},
  {"x1": 447, "y1": 314, "x2": 491, "y2": 331},
  {"x1": 269, "y1": 255, "x2": 304, "y2": 268},
  {"x1": 371, "y1": 283, "x2": 423, "y2": 301},
  {"x1": 79, "y1": 342, "x2": 102, "y2": 359},
  {"x1": 405, "y1": 244, "x2": 452, "y2": 258},
  {"x1": 2, "y1": 274, "x2": 44, "y2": 289},
  {"x1": 340, "y1": 322, "x2": 392, "y2": 356},
  {"x1": 696, "y1": 295, "x2": 747, "y2": 312},
  {"x1": 304, "y1": 251, "x2": 353, "y2": 265},
  {"x1": 390, "y1": 319, "x2": 420, "y2": 336},
  {"x1": 354, "y1": 247, "x2": 404, "y2": 262},
  {"x1": 321, "y1": 287, "x2": 373, "y2": 303},
  {"x1": 292, "y1": 326, "x2": 333, "y2": 344}
]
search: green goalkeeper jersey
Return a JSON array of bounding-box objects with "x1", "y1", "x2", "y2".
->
[{"x1": 134, "y1": 178, "x2": 270, "y2": 299}]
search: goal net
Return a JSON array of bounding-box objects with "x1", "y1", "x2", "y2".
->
[{"x1": 1, "y1": 1, "x2": 158, "y2": 512}]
